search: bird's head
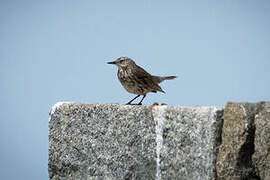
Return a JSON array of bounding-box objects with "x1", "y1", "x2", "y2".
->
[{"x1": 107, "y1": 57, "x2": 135, "y2": 68}]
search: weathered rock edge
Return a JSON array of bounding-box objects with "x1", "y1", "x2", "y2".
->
[{"x1": 216, "y1": 102, "x2": 270, "y2": 180}]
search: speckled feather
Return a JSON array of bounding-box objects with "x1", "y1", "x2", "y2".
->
[{"x1": 117, "y1": 64, "x2": 164, "y2": 95}]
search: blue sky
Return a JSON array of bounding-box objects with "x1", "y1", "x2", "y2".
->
[{"x1": 1, "y1": 0, "x2": 270, "y2": 179}]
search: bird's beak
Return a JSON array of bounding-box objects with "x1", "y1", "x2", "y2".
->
[{"x1": 107, "y1": 61, "x2": 116, "y2": 64}]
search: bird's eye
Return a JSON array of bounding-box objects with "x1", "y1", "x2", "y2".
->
[{"x1": 120, "y1": 60, "x2": 124, "y2": 63}]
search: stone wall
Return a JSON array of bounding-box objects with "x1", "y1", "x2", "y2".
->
[
  {"x1": 48, "y1": 102, "x2": 269, "y2": 180},
  {"x1": 217, "y1": 102, "x2": 270, "y2": 180}
]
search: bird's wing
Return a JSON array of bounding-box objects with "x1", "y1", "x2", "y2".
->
[{"x1": 132, "y1": 65, "x2": 165, "y2": 93}]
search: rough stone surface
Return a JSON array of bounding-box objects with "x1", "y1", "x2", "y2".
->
[
  {"x1": 49, "y1": 103, "x2": 222, "y2": 180},
  {"x1": 253, "y1": 102, "x2": 270, "y2": 180},
  {"x1": 49, "y1": 102, "x2": 270, "y2": 179},
  {"x1": 216, "y1": 102, "x2": 270, "y2": 180},
  {"x1": 49, "y1": 103, "x2": 156, "y2": 180},
  {"x1": 160, "y1": 106, "x2": 223, "y2": 180}
]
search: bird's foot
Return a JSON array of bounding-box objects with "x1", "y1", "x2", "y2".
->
[{"x1": 126, "y1": 103, "x2": 141, "y2": 105}]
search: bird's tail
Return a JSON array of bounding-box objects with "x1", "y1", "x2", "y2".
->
[{"x1": 152, "y1": 75, "x2": 177, "y2": 84}]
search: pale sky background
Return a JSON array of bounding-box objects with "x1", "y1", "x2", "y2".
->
[{"x1": 1, "y1": 0, "x2": 270, "y2": 179}]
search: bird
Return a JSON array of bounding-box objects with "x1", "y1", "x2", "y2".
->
[{"x1": 107, "y1": 57, "x2": 176, "y2": 105}]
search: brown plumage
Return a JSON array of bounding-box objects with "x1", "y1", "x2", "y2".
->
[{"x1": 107, "y1": 57, "x2": 177, "y2": 105}]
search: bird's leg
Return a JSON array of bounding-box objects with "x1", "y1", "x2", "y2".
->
[
  {"x1": 126, "y1": 95, "x2": 140, "y2": 105},
  {"x1": 137, "y1": 95, "x2": 146, "y2": 105}
]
